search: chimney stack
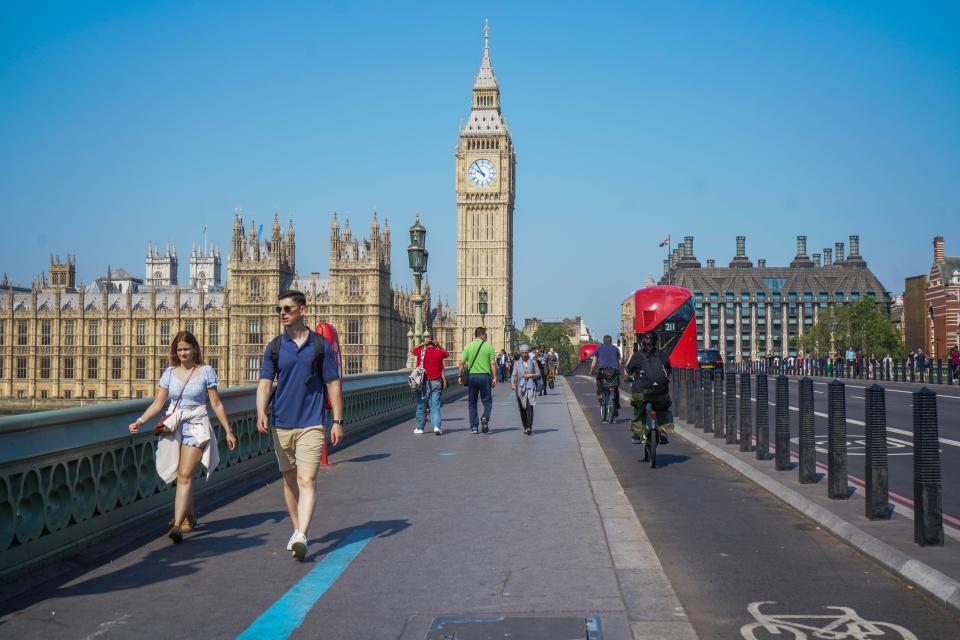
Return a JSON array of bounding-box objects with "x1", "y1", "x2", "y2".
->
[
  {"x1": 684, "y1": 236, "x2": 694, "y2": 257},
  {"x1": 663, "y1": 258, "x2": 670, "y2": 274},
  {"x1": 757, "y1": 258, "x2": 766, "y2": 268},
  {"x1": 824, "y1": 248, "x2": 832, "y2": 266},
  {"x1": 849, "y1": 235, "x2": 860, "y2": 257},
  {"x1": 796, "y1": 235, "x2": 808, "y2": 257},
  {"x1": 707, "y1": 259, "x2": 715, "y2": 268},
  {"x1": 813, "y1": 253, "x2": 821, "y2": 267},
  {"x1": 934, "y1": 236, "x2": 945, "y2": 263},
  {"x1": 729, "y1": 236, "x2": 752, "y2": 268},
  {"x1": 834, "y1": 242, "x2": 845, "y2": 263}
]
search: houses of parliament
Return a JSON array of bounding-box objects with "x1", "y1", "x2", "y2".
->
[
  {"x1": 0, "y1": 212, "x2": 457, "y2": 403},
  {"x1": 0, "y1": 21, "x2": 517, "y2": 404}
]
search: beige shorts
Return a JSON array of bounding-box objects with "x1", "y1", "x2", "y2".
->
[{"x1": 272, "y1": 425, "x2": 325, "y2": 473}]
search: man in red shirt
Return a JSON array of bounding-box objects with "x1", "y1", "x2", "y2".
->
[{"x1": 411, "y1": 338, "x2": 450, "y2": 435}]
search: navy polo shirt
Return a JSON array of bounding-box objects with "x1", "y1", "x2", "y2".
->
[{"x1": 260, "y1": 330, "x2": 341, "y2": 428}]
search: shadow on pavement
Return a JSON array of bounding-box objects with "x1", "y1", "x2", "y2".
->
[
  {"x1": 643, "y1": 453, "x2": 690, "y2": 468},
  {"x1": 306, "y1": 519, "x2": 411, "y2": 561},
  {"x1": 341, "y1": 453, "x2": 391, "y2": 463}
]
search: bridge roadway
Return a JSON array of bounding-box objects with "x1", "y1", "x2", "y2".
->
[
  {"x1": 750, "y1": 376, "x2": 960, "y2": 522},
  {"x1": 1, "y1": 377, "x2": 958, "y2": 639}
]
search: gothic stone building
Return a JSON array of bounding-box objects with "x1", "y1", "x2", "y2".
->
[
  {"x1": 640, "y1": 234, "x2": 891, "y2": 363},
  {"x1": 0, "y1": 212, "x2": 447, "y2": 403}
]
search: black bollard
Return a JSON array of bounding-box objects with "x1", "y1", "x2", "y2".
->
[
  {"x1": 775, "y1": 375, "x2": 790, "y2": 470},
  {"x1": 675, "y1": 368, "x2": 685, "y2": 421},
  {"x1": 714, "y1": 369, "x2": 724, "y2": 438},
  {"x1": 703, "y1": 371, "x2": 714, "y2": 433},
  {"x1": 693, "y1": 368, "x2": 703, "y2": 429},
  {"x1": 913, "y1": 388, "x2": 943, "y2": 546},
  {"x1": 937, "y1": 359, "x2": 943, "y2": 385},
  {"x1": 739, "y1": 373, "x2": 752, "y2": 452},
  {"x1": 798, "y1": 377, "x2": 816, "y2": 483},
  {"x1": 755, "y1": 373, "x2": 769, "y2": 460},
  {"x1": 864, "y1": 384, "x2": 890, "y2": 520},
  {"x1": 671, "y1": 368, "x2": 679, "y2": 414},
  {"x1": 827, "y1": 379, "x2": 849, "y2": 499},
  {"x1": 686, "y1": 368, "x2": 696, "y2": 424},
  {"x1": 725, "y1": 371, "x2": 737, "y2": 445}
]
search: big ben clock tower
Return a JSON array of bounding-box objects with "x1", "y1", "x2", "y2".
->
[{"x1": 456, "y1": 20, "x2": 516, "y2": 353}]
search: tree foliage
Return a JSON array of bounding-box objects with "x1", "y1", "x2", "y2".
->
[
  {"x1": 531, "y1": 324, "x2": 576, "y2": 374},
  {"x1": 797, "y1": 300, "x2": 907, "y2": 358}
]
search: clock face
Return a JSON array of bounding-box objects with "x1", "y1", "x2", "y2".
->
[{"x1": 468, "y1": 159, "x2": 497, "y2": 187}]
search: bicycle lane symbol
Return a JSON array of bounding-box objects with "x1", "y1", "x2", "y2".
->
[{"x1": 740, "y1": 601, "x2": 918, "y2": 639}]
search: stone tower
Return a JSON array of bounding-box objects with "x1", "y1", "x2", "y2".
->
[
  {"x1": 455, "y1": 20, "x2": 515, "y2": 352},
  {"x1": 146, "y1": 242, "x2": 178, "y2": 287},
  {"x1": 189, "y1": 241, "x2": 221, "y2": 291},
  {"x1": 49, "y1": 254, "x2": 76, "y2": 290}
]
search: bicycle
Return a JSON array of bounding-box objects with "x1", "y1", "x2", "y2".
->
[
  {"x1": 547, "y1": 368, "x2": 556, "y2": 389},
  {"x1": 740, "y1": 601, "x2": 917, "y2": 640},
  {"x1": 598, "y1": 370, "x2": 619, "y2": 423},
  {"x1": 641, "y1": 401, "x2": 659, "y2": 468}
]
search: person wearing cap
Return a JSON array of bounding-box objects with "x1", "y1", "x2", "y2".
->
[{"x1": 511, "y1": 344, "x2": 541, "y2": 435}]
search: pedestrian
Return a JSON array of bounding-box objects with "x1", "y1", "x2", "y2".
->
[
  {"x1": 411, "y1": 337, "x2": 449, "y2": 435},
  {"x1": 129, "y1": 330, "x2": 237, "y2": 544},
  {"x1": 950, "y1": 345, "x2": 960, "y2": 383},
  {"x1": 511, "y1": 344, "x2": 541, "y2": 435},
  {"x1": 536, "y1": 345, "x2": 549, "y2": 395},
  {"x1": 546, "y1": 347, "x2": 559, "y2": 388},
  {"x1": 256, "y1": 290, "x2": 344, "y2": 560},
  {"x1": 458, "y1": 326, "x2": 497, "y2": 434},
  {"x1": 496, "y1": 349, "x2": 510, "y2": 383},
  {"x1": 625, "y1": 331, "x2": 674, "y2": 447}
]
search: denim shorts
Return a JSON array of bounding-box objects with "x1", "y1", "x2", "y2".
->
[{"x1": 180, "y1": 422, "x2": 203, "y2": 448}]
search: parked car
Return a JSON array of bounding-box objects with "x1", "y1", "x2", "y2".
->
[{"x1": 697, "y1": 349, "x2": 724, "y2": 369}]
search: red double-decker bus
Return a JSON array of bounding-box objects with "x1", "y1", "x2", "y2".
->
[
  {"x1": 621, "y1": 285, "x2": 697, "y2": 368},
  {"x1": 579, "y1": 343, "x2": 598, "y2": 363}
]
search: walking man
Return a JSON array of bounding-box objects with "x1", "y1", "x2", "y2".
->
[
  {"x1": 458, "y1": 327, "x2": 497, "y2": 434},
  {"x1": 511, "y1": 344, "x2": 540, "y2": 435},
  {"x1": 411, "y1": 338, "x2": 449, "y2": 435},
  {"x1": 496, "y1": 349, "x2": 510, "y2": 383},
  {"x1": 257, "y1": 290, "x2": 343, "y2": 560}
]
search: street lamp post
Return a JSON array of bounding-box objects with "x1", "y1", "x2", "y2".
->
[
  {"x1": 478, "y1": 287, "x2": 488, "y2": 329},
  {"x1": 406, "y1": 213, "x2": 429, "y2": 368}
]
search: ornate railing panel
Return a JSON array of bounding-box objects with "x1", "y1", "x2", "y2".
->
[{"x1": 0, "y1": 368, "x2": 463, "y2": 580}]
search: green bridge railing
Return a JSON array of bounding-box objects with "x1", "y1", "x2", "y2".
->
[{"x1": 0, "y1": 368, "x2": 464, "y2": 581}]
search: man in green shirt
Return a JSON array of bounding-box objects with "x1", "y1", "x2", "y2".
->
[{"x1": 458, "y1": 326, "x2": 497, "y2": 434}]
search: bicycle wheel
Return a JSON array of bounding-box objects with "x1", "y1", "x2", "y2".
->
[{"x1": 648, "y1": 427, "x2": 659, "y2": 468}]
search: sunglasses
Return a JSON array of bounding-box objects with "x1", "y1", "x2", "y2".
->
[{"x1": 275, "y1": 305, "x2": 301, "y2": 314}]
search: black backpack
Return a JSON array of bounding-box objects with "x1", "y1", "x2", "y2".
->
[
  {"x1": 267, "y1": 331, "x2": 326, "y2": 395},
  {"x1": 630, "y1": 351, "x2": 669, "y2": 393}
]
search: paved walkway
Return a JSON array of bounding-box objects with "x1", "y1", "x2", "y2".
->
[{"x1": 0, "y1": 378, "x2": 696, "y2": 640}]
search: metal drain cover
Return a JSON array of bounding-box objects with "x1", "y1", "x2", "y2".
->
[{"x1": 426, "y1": 615, "x2": 602, "y2": 640}]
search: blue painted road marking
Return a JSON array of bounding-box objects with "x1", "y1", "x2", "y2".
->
[{"x1": 237, "y1": 528, "x2": 375, "y2": 640}]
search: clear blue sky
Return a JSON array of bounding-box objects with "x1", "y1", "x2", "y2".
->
[{"x1": 1, "y1": 1, "x2": 957, "y2": 336}]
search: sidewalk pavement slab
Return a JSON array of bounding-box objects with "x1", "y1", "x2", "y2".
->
[{"x1": 0, "y1": 378, "x2": 696, "y2": 640}]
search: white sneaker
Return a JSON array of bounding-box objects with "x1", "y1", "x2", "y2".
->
[
  {"x1": 286, "y1": 531, "x2": 299, "y2": 552},
  {"x1": 413, "y1": 428, "x2": 425, "y2": 435},
  {"x1": 290, "y1": 532, "x2": 308, "y2": 560},
  {"x1": 433, "y1": 427, "x2": 442, "y2": 436}
]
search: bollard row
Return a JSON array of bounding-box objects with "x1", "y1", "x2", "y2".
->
[{"x1": 674, "y1": 365, "x2": 944, "y2": 547}]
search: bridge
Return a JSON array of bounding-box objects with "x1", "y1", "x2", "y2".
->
[{"x1": 1, "y1": 368, "x2": 959, "y2": 639}]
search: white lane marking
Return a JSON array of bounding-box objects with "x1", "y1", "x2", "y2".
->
[
  {"x1": 740, "y1": 601, "x2": 918, "y2": 640},
  {"x1": 785, "y1": 377, "x2": 960, "y2": 399},
  {"x1": 82, "y1": 614, "x2": 132, "y2": 640}
]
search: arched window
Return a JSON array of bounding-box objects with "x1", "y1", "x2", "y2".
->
[
  {"x1": 250, "y1": 279, "x2": 261, "y2": 297},
  {"x1": 198, "y1": 271, "x2": 206, "y2": 289},
  {"x1": 153, "y1": 272, "x2": 163, "y2": 287},
  {"x1": 348, "y1": 277, "x2": 360, "y2": 297}
]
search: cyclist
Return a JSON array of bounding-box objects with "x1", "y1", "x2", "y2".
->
[
  {"x1": 588, "y1": 335, "x2": 622, "y2": 416},
  {"x1": 625, "y1": 331, "x2": 673, "y2": 444}
]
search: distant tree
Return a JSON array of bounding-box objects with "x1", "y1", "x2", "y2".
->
[
  {"x1": 532, "y1": 324, "x2": 576, "y2": 374},
  {"x1": 511, "y1": 330, "x2": 531, "y2": 353},
  {"x1": 798, "y1": 300, "x2": 906, "y2": 359}
]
